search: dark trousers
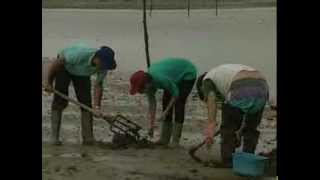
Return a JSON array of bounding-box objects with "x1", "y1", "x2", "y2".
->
[
  {"x1": 220, "y1": 103, "x2": 264, "y2": 164},
  {"x1": 51, "y1": 67, "x2": 92, "y2": 111},
  {"x1": 51, "y1": 66, "x2": 94, "y2": 143},
  {"x1": 162, "y1": 79, "x2": 196, "y2": 124}
]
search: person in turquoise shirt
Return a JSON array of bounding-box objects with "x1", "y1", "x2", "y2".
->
[
  {"x1": 44, "y1": 43, "x2": 117, "y2": 146},
  {"x1": 129, "y1": 58, "x2": 197, "y2": 147}
]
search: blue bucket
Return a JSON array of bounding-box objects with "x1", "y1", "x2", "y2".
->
[{"x1": 232, "y1": 152, "x2": 269, "y2": 177}]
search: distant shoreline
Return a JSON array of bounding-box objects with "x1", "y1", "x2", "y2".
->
[
  {"x1": 42, "y1": 7, "x2": 276, "y2": 12},
  {"x1": 43, "y1": 0, "x2": 276, "y2": 10}
]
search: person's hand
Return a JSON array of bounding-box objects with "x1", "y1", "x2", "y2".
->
[
  {"x1": 93, "y1": 106, "x2": 103, "y2": 117},
  {"x1": 205, "y1": 136, "x2": 214, "y2": 149},
  {"x1": 204, "y1": 122, "x2": 215, "y2": 148},
  {"x1": 43, "y1": 83, "x2": 54, "y2": 94}
]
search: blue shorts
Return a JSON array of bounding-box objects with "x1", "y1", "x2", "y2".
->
[{"x1": 228, "y1": 79, "x2": 269, "y2": 114}]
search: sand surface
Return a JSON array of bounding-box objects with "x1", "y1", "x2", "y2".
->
[{"x1": 42, "y1": 8, "x2": 276, "y2": 180}]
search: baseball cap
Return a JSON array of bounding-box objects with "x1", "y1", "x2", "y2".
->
[
  {"x1": 129, "y1": 70, "x2": 148, "y2": 95},
  {"x1": 95, "y1": 46, "x2": 115, "y2": 70}
]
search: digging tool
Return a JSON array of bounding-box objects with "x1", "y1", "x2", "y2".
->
[
  {"x1": 189, "y1": 119, "x2": 246, "y2": 163},
  {"x1": 42, "y1": 85, "x2": 147, "y2": 143},
  {"x1": 188, "y1": 140, "x2": 206, "y2": 163},
  {"x1": 188, "y1": 130, "x2": 220, "y2": 163}
]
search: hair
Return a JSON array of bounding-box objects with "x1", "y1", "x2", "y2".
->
[{"x1": 196, "y1": 72, "x2": 207, "y2": 101}]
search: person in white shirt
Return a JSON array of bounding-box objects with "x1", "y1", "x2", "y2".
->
[{"x1": 196, "y1": 64, "x2": 269, "y2": 168}]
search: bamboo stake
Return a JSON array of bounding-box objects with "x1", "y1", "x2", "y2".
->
[
  {"x1": 142, "y1": 0, "x2": 151, "y2": 67},
  {"x1": 149, "y1": 0, "x2": 153, "y2": 17},
  {"x1": 187, "y1": 0, "x2": 190, "y2": 17},
  {"x1": 216, "y1": 0, "x2": 218, "y2": 16}
]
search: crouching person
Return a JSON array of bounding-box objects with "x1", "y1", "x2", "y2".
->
[
  {"x1": 196, "y1": 64, "x2": 269, "y2": 167},
  {"x1": 129, "y1": 58, "x2": 197, "y2": 147},
  {"x1": 44, "y1": 43, "x2": 117, "y2": 145}
]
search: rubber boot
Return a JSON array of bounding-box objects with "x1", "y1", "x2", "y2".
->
[
  {"x1": 81, "y1": 111, "x2": 95, "y2": 146},
  {"x1": 51, "y1": 110, "x2": 62, "y2": 145},
  {"x1": 171, "y1": 122, "x2": 183, "y2": 148},
  {"x1": 155, "y1": 121, "x2": 172, "y2": 146}
]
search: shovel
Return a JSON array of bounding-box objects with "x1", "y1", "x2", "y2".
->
[
  {"x1": 188, "y1": 130, "x2": 220, "y2": 163},
  {"x1": 189, "y1": 119, "x2": 246, "y2": 163}
]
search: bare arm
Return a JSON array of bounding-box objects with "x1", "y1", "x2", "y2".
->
[
  {"x1": 93, "y1": 82, "x2": 103, "y2": 108},
  {"x1": 46, "y1": 58, "x2": 64, "y2": 86},
  {"x1": 205, "y1": 91, "x2": 218, "y2": 143},
  {"x1": 93, "y1": 71, "x2": 107, "y2": 114},
  {"x1": 148, "y1": 94, "x2": 157, "y2": 129},
  {"x1": 159, "y1": 96, "x2": 177, "y2": 121}
]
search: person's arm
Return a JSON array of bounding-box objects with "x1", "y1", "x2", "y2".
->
[
  {"x1": 157, "y1": 77, "x2": 179, "y2": 121},
  {"x1": 205, "y1": 91, "x2": 218, "y2": 145},
  {"x1": 147, "y1": 92, "x2": 157, "y2": 137},
  {"x1": 45, "y1": 57, "x2": 64, "y2": 92},
  {"x1": 159, "y1": 96, "x2": 177, "y2": 121},
  {"x1": 201, "y1": 79, "x2": 218, "y2": 145},
  {"x1": 93, "y1": 83, "x2": 103, "y2": 108},
  {"x1": 93, "y1": 71, "x2": 107, "y2": 115},
  {"x1": 148, "y1": 93, "x2": 157, "y2": 128}
]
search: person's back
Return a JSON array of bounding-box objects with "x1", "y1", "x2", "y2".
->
[
  {"x1": 203, "y1": 64, "x2": 262, "y2": 97},
  {"x1": 129, "y1": 57, "x2": 197, "y2": 147},
  {"x1": 58, "y1": 43, "x2": 99, "y2": 76},
  {"x1": 148, "y1": 58, "x2": 197, "y2": 84},
  {"x1": 196, "y1": 64, "x2": 269, "y2": 167},
  {"x1": 44, "y1": 43, "x2": 117, "y2": 146}
]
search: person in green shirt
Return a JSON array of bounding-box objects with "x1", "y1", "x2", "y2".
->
[
  {"x1": 44, "y1": 43, "x2": 117, "y2": 146},
  {"x1": 129, "y1": 58, "x2": 197, "y2": 147}
]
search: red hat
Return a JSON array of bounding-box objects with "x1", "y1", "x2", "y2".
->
[{"x1": 129, "y1": 70, "x2": 148, "y2": 95}]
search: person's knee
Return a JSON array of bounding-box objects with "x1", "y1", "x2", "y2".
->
[
  {"x1": 80, "y1": 108, "x2": 92, "y2": 114},
  {"x1": 175, "y1": 118, "x2": 184, "y2": 124},
  {"x1": 52, "y1": 102, "x2": 68, "y2": 111},
  {"x1": 78, "y1": 97, "x2": 92, "y2": 107},
  {"x1": 243, "y1": 128, "x2": 260, "y2": 138},
  {"x1": 164, "y1": 114, "x2": 173, "y2": 122}
]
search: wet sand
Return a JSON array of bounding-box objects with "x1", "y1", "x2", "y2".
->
[
  {"x1": 42, "y1": 60, "x2": 276, "y2": 180},
  {"x1": 42, "y1": 8, "x2": 276, "y2": 180}
]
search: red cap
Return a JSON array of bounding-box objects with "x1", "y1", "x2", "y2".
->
[{"x1": 129, "y1": 71, "x2": 148, "y2": 95}]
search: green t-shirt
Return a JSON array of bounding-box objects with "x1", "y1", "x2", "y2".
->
[
  {"x1": 147, "y1": 58, "x2": 197, "y2": 97},
  {"x1": 58, "y1": 43, "x2": 106, "y2": 85}
]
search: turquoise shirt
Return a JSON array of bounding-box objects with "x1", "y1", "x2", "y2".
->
[
  {"x1": 147, "y1": 58, "x2": 197, "y2": 97},
  {"x1": 58, "y1": 43, "x2": 107, "y2": 85}
]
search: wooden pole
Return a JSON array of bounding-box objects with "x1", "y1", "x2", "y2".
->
[
  {"x1": 187, "y1": 0, "x2": 190, "y2": 17},
  {"x1": 216, "y1": 0, "x2": 218, "y2": 16},
  {"x1": 149, "y1": 0, "x2": 153, "y2": 17},
  {"x1": 142, "y1": 0, "x2": 151, "y2": 68}
]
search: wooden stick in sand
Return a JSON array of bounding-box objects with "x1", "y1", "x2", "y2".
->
[
  {"x1": 187, "y1": 0, "x2": 190, "y2": 17},
  {"x1": 216, "y1": 0, "x2": 219, "y2": 16},
  {"x1": 149, "y1": 0, "x2": 153, "y2": 17},
  {"x1": 142, "y1": 0, "x2": 151, "y2": 68}
]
